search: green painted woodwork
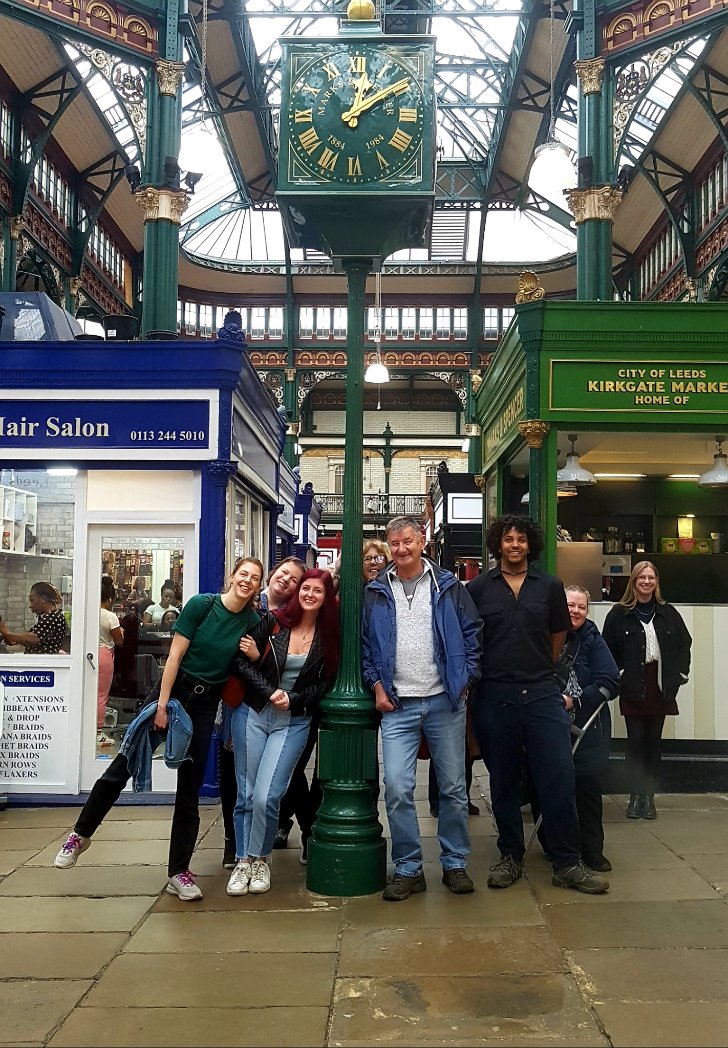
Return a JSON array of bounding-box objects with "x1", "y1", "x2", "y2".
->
[{"x1": 307, "y1": 257, "x2": 387, "y2": 896}]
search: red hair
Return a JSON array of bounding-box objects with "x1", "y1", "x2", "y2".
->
[{"x1": 275, "y1": 568, "x2": 340, "y2": 678}]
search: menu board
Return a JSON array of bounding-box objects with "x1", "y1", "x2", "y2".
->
[{"x1": 0, "y1": 668, "x2": 71, "y2": 785}]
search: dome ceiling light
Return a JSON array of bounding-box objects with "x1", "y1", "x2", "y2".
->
[
  {"x1": 556, "y1": 434, "x2": 597, "y2": 487},
  {"x1": 697, "y1": 435, "x2": 728, "y2": 489}
]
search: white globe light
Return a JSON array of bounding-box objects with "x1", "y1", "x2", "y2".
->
[
  {"x1": 528, "y1": 141, "x2": 576, "y2": 202},
  {"x1": 364, "y1": 361, "x2": 390, "y2": 383}
]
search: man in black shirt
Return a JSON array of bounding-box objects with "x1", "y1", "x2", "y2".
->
[{"x1": 468, "y1": 514, "x2": 608, "y2": 895}]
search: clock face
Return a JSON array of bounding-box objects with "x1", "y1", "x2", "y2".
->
[{"x1": 284, "y1": 43, "x2": 428, "y2": 188}]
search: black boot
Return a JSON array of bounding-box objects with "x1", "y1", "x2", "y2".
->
[
  {"x1": 626, "y1": 794, "x2": 642, "y2": 819},
  {"x1": 642, "y1": 794, "x2": 657, "y2": 819},
  {"x1": 222, "y1": 838, "x2": 236, "y2": 869}
]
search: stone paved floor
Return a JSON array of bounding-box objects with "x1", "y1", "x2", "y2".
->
[{"x1": 1, "y1": 772, "x2": 727, "y2": 1047}]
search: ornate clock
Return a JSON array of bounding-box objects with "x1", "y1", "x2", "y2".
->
[{"x1": 278, "y1": 35, "x2": 435, "y2": 195}]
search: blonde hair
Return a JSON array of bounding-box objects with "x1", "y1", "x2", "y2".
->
[
  {"x1": 619, "y1": 560, "x2": 664, "y2": 609},
  {"x1": 363, "y1": 539, "x2": 390, "y2": 561}
]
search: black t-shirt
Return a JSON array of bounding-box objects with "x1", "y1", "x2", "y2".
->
[{"x1": 467, "y1": 565, "x2": 570, "y2": 702}]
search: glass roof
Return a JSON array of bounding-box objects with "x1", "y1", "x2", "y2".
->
[{"x1": 61, "y1": 6, "x2": 711, "y2": 271}]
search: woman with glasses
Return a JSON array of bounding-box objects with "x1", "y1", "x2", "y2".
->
[{"x1": 363, "y1": 540, "x2": 390, "y2": 583}]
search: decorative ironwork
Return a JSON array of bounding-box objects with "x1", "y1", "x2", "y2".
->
[
  {"x1": 258, "y1": 371, "x2": 284, "y2": 405},
  {"x1": 9, "y1": 0, "x2": 158, "y2": 57},
  {"x1": 156, "y1": 60, "x2": 186, "y2": 97},
  {"x1": 76, "y1": 43, "x2": 148, "y2": 156},
  {"x1": 564, "y1": 185, "x2": 623, "y2": 225},
  {"x1": 515, "y1": 270, "x2": 545, "y2": 303},
  {"x1": 518, "y1": 419, "x2": 550, "y2": 448},
  {"x1": 318, "y1": 493, "x2": 427, "y2": 518},
  {"x1": 613, "y1": 43, "x2": 682, "y2": 157},
  {"x1": 575, "y1": 57, "x2": 605, "y2": 95},
  {"x1": 9, "y1": 216, "x2": 24, "y2": 240}
]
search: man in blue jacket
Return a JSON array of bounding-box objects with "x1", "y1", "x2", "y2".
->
[{"x1": 362, "y1": 515, "x2": 482, "y2": 901}]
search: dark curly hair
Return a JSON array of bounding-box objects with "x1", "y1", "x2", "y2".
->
[{"x1": 485, "y1": 514, "x2": 544, "y2": 562}]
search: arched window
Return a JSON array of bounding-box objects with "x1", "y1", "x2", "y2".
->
[{"x1": 334, "y1": 464, "x2": 345, "y2": 494}]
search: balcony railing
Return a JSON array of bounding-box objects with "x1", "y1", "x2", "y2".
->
[{"x1": 318, "y1": 493, "x2": 427, "y2": 519}]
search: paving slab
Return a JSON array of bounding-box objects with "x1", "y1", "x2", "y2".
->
[
  {"x1": 545, "y1": 899, "x2": 728, "y2": 949},
  {"x1": 647, "y1": 812, "x2": 728, "y2": 854},
  {"x1": 90, "y1": 819, "x2": 172, "y2": 841},
  {"x1": 0, "y1": 932, "x2": 127, "y2": 978},
  {"x1": 328, "y1": 974, "x2": 606, "y2": 1046},
  {"x1": 686, "y1": 853, "x2": 728, "y2": 893},
  {"x1": 0, "y1": 979, "x2": 92, "y2": 1043},
  {"x1": 0, "y1": 806, "x2": 83, "y2": 828},
  {"x1": 151, "y1": 868, "x2": 341, "y2": 912},
  {"x1": 526, "y1": 859, "x2": 717, "y2": 904},
  {"x1": 0, "y1": 848, "x2": 41, "y2": 874},
  {"x1": 0, "y1": 864, "x2": 167, "y2": 897},
  {"x1": 570, "y1": 947, "x2": 728, "y2": 1001},
  {"x1": 594, "y1": 1002, "x2": 728, "y2": 1047},
  {"x1": 0, "y1": 895, "x2": 156, "y2": 933},
  {"x1": 124, "y1": 908, "x2": 342, "y2": 953},
  {"x1": 48, "y1": 1005, "x2": 330, "y2": 1047},
  {"x1": 338, "y1": 924, "x2": 566, "y2": 977},
  {"x1": 0, "y1": 826, "x2": 61, "y2": 851},
  {"x1": 28, "y1": 838, "x2": 170, "y2": 867},
  {"x1": 342, "y1": 882, "x2": 545, "y2": 930},
  {"x1": 81, "y1": 951, "x2": 337, "y2": 1008}
]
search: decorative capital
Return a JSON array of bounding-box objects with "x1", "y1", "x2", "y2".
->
[
  {"x1": 156, "y1": 60, "x2": 186, "y2": 97},
  {"x1": 515, "y1": 270, "x2": 545, "y2": 304},
  {"x1": 464, "y1": 422, "x2": 481, "y2": 439},
  {"x1": 469, "y1": 368, "x2": 483, "y2": 393},
  {"x1": 69, "y1": 276, "x2": 82, "y2": 297},
  {"x1": 474, "y1": 474, "x2": 485, "y2": 490},
  {"x1": 564, "y1": 184, "x2": 623, "y2": 225},
  {"x1": 518, "y1": 419, "x2": 550, "y2": 449},
  {"x1": 9, "y1": 215, "x2": 24, "y2": 240},
  {"x1": 575, "y1": 57, "x2": 606, "y2": 95},
  {"x1": 286, "y1": 421, "x2": 300, "y2": 436},
  {"x1": 285, "y1": 367, "x2": 297, "y2": 382},
  {"x1": 134, "y1": 186, "x2": 189, "y2": 225},
  {"x1": 684, "y1": 277, "x2": 698, "y2": 302},
  {"x1": 207, "y1": 460, "x2": 238, "y2": 487}
]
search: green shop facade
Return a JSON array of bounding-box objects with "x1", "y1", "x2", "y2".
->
[{"x1": 476, "y1": 300, "x2": 728, "y2": 791}]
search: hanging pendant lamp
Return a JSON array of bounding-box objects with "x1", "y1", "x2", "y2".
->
[
  {"x1": 556, "y1": 434, "x2": 596, "y2": 486},
  {"x1": 697, "y1": 435, "x2": 728, "y2": 489},
  {"x1": 364, "y1": 270, "x2": 390, "y2": 384},
  {"x1": 527, "y1": 0, "x2": 575, "y2": 199}
]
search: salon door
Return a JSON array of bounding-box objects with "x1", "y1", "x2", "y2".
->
[{"x1": 81, "y1": 525, "x2": 197, "y2": 792}]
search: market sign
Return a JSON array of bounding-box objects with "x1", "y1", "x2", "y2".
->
[
  {"x1": 550, "y1": 360, "x2": 728, "y2": 413},
  {"x1": 485, "y1": 385, "x2": 524, "y2": 458}
]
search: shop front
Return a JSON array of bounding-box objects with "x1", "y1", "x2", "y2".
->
[
  {"x1": 476, "y1": 301, "x2": 728, "y2": 789},
  {"x1": 0, "y1": 341, "x2": 289, "y2": 802}
]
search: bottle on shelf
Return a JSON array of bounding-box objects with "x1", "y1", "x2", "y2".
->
[
  {"x1": 636, "y1": 531, "x2": 645, "y2": 553},
  {"x1": 623, "y1": 531, "x2": 634, "y2": 554}
]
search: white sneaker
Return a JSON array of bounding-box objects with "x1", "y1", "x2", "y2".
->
[
  {"x1": 54, "y1": 831, "x2": 90, "y2": 869},
  {"x1": 97, "y1": 732, "x2": 114, "y2": 747},
  {"x1": 165, "y1": 870, "x2": 203, "y2": 901},
  {"x1": 226, "y1": 860, "x2": 252, "y2": 896},
  {"x1": 248, "y1": 859, "x2": 271, "y2": 894}
]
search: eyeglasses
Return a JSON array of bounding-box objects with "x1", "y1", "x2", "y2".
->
[{"x1": 364, "y1": 555, "x2": 385, "y2": 564}]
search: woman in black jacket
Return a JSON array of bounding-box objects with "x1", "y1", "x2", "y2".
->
[
  {"x1": 226, "y1": 569, "x2": 340, "y2": 897},
  {"x1": 602, "y1": 561, "x2": 692, "y2": 821}
]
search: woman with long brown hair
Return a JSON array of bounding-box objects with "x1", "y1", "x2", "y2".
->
[
  {"x1": 602, "y1": 561, "x2": 691, "y2": 820},
  {"x1": 226, "y1": 568, "x2": 340, "y2": 896}
]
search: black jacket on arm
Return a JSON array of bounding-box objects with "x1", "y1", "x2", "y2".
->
[
  {"x1": 566, "y1": 618, "x2": 620, "y2": 777},
  {"x1": 229, "y1": 611, "x2": 331, "y2": 717},
  {"x1": 601, "y1": 601, "x2": 691, "y2": 705}
]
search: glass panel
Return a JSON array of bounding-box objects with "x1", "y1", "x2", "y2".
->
[
  {"x1": 233, "y1": 489, "x2": 249, "y2": 562},
  {"x1": 0, "y1": 468, "x2": 75, "y2": 655},
  {"x1": 97, "y1": 535, "x2": 184, "y2": 756}
]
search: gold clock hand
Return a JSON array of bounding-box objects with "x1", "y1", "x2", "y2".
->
[
  {"x1": 346, "y1": 71, "x2": 372, "y2": 128},
  {"x1": 341, "y1": 77, "x2": 411, "y2": 128}
]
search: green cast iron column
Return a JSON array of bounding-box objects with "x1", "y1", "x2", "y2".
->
[
  {"x1": 307, "y1": 256, "x2": 386, "y2": 897},
  {"x1": 139, "y1": 43, "x2": 186, "y2": 335},
  {"x1": 283, "y1": 369, "x2": 298, "y2": 468}
]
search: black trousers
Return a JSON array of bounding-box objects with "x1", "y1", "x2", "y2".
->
[
  {"x1": 75, "y1": 690, "x2": 218, "y2": 877},
  {"x1": 219, "y1": 744, "x2": 237, "y2": 843},
  {"x1": 532, "y1": 771, "x2": 606, "y2": 865},
  {"x1": 624, "y1": 714, "x2": 666, "y2": 795}
]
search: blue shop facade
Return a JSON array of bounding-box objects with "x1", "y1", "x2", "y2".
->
[{"x1": 0, "y1": 339, "x2": 320, "y2": 801}]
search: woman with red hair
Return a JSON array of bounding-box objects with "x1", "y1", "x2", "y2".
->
[{"x1": 226, "y1": 569, "x2": 340, "y2": 896}]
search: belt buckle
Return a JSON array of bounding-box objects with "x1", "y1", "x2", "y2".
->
[{"x1": 193, "y1": 683, "x2": 206, "y2": 695}]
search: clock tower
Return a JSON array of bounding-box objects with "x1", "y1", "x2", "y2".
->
[{"x1": 276, "y1": 10, "x2": 436, "y2": 897}]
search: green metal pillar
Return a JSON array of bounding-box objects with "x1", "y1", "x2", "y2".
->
[
  {"x1": 519, "y1": 419, "x2": 556, "y2": 570},
  {"x1": 283, "y1": 368, "x2": 299, "y2": 468},
  {"x1": 1, "y1": 218, "x2": 18, "y2": 292},
  {"x1": 138, "y1": 44, "x2": 187, "y2": 335},
  {"x1": 307, "y1": 256, "x2": 386, "y2": 897},
  {"x1": 382, "y1": 421, "x2": 393, "y2": 513}
]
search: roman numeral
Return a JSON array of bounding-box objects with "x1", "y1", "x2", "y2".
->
[
  {"x1": 389, "y1": 128, "x2": 413, "y2": 152},
  {"x1": 301, "y1": 84, "x2": 320, "y2": 98},
  {"x1": 399, "y1": 107, "x2": 417, "y2": 122},
  {"x1": 294, "y1": 108, "x2": 313, "y2": 123},
  {"x1": 350, "y1": 55, "x2": 367, "y2": 73},
  {"x1": 318, "y1": 147, "x2": 339, "y2": 172},
  {"x1": 322, "y1": 61, "x2": 339, "y2": 80},
  {"x1": 347, "y1": 155, "x2": 362, "y2": 177},
  {"x1": 298, "y1": 127, "x2": 321, "y2": 154},
  {"x1": 376, "y1": 150, "x2": 389, "y2": 169}
]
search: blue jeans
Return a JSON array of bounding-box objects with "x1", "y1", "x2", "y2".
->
[
  {"x1": 473, "y1": 692, "x2": 580, "y2": 869},
  {"x1": 380, "y1": 692, "x2": 470, "y2": 876},
  {"x1": 231, "y1": 703, "x2": 311, "y2": 859}
]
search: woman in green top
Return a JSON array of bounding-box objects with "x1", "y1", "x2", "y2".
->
[{"x1": 53, "y1": 557, "x2": 264, "y2": 902}]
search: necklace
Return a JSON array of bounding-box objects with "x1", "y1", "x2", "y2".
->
[{"x1": 502, "y1": 568, "x2": 527, "y2": 576}]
